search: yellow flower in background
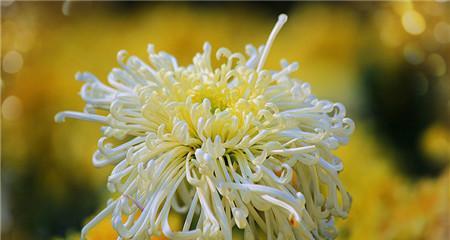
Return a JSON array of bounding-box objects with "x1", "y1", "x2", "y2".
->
[
  {"x1": 56, "y1": 14, "x2": 354, "y2": 239},
  {"x1": 421, "y1": 123, "x2": 450, "y2": 165},
  {"x1": 4, "y1": 2, "x2": 447, "y2": 240},
  {"x1": 334, "y1": 126, "x2": 450, "y2": 240}
]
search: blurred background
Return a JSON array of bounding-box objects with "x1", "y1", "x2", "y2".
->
[{"x1": 1, "y1": 1, "x2": 449, "y2": 239}]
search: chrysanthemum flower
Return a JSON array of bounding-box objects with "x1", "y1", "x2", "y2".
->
[{"x1": 56, "y1": 14, "x2": 354, "y2": 240}]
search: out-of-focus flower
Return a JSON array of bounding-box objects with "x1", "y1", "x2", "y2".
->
[
  {"x1": 56, "y1": 14, "x2": 354, "y2": 239},
  {"x1": 73, "y1": 214, "x2": 181, "y2": 240},
  {"x1": 421, "y1": 123, "x2": 450, "y2": 164},
  {"x1": 335, "y1": 127, "x2": 450, "y2": 240}
]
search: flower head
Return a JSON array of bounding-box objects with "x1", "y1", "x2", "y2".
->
[{"x1": 56, "y1": 14, "x2": 354, "y2": 239}]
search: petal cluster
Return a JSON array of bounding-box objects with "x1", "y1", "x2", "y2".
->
[{"x1": 56, "y1": 14, "x2": 354, "y2": 239}]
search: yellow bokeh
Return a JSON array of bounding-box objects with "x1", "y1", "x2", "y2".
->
[{"x1": 2, "y1": 2, "x2": 448, "y2": 239}]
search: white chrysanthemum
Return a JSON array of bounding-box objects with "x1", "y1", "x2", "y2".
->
[{"x1": 56, "y1": 14, "x2": 354, "y2": 240}]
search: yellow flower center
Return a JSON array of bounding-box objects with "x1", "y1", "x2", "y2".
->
[{"x1": 191, "y1": 84, "x2": 233, "y2": 112}]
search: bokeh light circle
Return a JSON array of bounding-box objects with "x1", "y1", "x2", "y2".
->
[
  {"x1": 2, "y1": 51, "x2": 23, "y2": 74},
  {"x1": 2, "y1": 95, "x2": 23, "y2": 120},
  {"x1": 402, "y1": 10, "x2": 426, "y2": 35},
  {"x1": 403, "y1": 42, "x2": 425, "y2": 65},
  {"x1": 427, "y1": 53, "x2": 447, "y2": 77},
  {"x1": 434, "y1": 21, "x2": 450, "y2": 43}
]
